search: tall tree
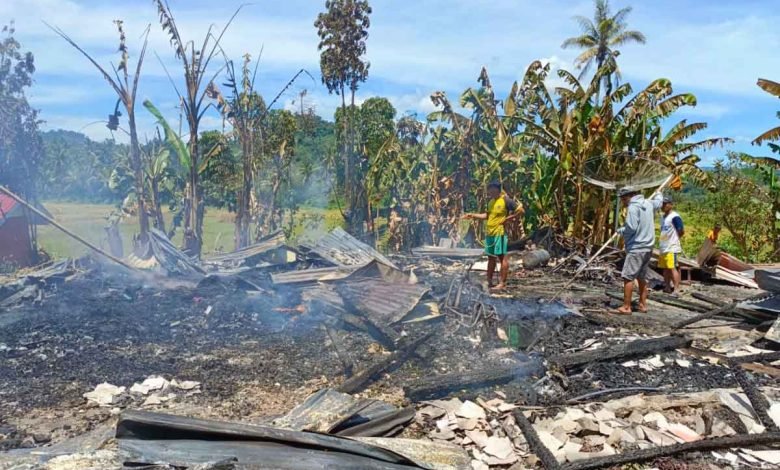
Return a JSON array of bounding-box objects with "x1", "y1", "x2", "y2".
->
[
  {"x1": 315, "y1": 0, "x2": 372, "y2": 234},
  {"x1": 153, "y1": 0, "x2": 241, "y2": 256},
  {"x1": 48, "y1": 20, "x2": 151, "y2": 239},
  {"x1": 561, "y1": 0, "x2": 645, "y2": 98}
]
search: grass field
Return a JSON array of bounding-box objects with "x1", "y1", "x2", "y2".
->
[{"x1": 37, "y1": 202, "x2": 344, "y2": 258}]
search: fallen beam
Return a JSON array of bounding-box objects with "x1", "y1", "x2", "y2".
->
[
  {"x1": 337, "y1": 332, "x2": 432, "y2": 395},
  {"x1": 691, "y1": 292, "x2": 771, "y2": 323},
  {"x1": 559, "y1": 432, "x2": 780, "y2": 470},
  {"x1": 729, "y1": 358, "x2": 780, "y2": 432},
  {"x1": 404, "y1": 367, "x2": 519, "y2": 402},
  {"x1": 548, "y1": 336, "x2": 691, "y2": 370},
  {"x1": 513, "y1": 411, "x2": 561, "y2": 470}
]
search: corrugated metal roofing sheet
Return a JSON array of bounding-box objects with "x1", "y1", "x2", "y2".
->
[
  {"x1": 337, "y1": 279, "x2": 430, "y2": 325},
  {"x1": 271, "y1": 266, "x2": 355, "y2": 285},
  {"x1": 203, "y1": 231, "x2": 286, "y2": 265},
  {"x1": 411, "y1": 246, "x2": 485, "y2": 258},
  {"x1": 306, "y1": 227, "x2": 397, "y2": 269}
]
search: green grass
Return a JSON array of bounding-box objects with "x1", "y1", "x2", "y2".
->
[{"x1": 37, "y1": 202, "x2": 344, "y2": 258}]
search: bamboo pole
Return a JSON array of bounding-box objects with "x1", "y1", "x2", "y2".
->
[{"x1": 0, "y1": 186, "x2": 137, "y2": 271}]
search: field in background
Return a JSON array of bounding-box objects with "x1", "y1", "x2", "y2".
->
[{"x1": 37, "y1": 202, "x2": 344, "y2": 258}]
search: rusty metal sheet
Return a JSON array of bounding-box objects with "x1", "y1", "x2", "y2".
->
[
  {"x1": 305, "y1": 228, "x2": 397, "y2": 269},
  {"x1": 337, "y1": 279, "x2": 430, "y2": 326}
]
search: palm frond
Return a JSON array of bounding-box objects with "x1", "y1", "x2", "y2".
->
[
  {"x1": 610, "y1": 30, "x2": 646, "y2": 46},
  {"x1": 753, "y1": 126, "x2": 780, "y2": 145},
  {"x1": 757, "y1": 78, "x2": 780, "y2": 98}
]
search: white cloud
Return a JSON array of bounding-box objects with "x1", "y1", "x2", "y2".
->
[{"x1": 678, "y1": 103, "x2": 732, "y2": 120}]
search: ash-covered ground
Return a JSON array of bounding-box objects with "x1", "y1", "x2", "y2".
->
[{"x1": 0, "y1": 254, "x2": 775, "y2": 467}]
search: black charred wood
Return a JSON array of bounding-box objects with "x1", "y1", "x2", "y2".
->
[
  {"x1": 404, "y1": 366, "x2": 519, "y2": 402},
  {"x1": 548, "y1": 336, "x2": 690, "y2": 370},
  {"x1": 513, "y1": 410, "x2": 561, "y2": 470},
  {"x1": 729, "y1": 358, "x2": 780, "y2": 432},
  {"x1": 337, "y1": 332, "x2": 432, "y2": 395},
  {"x1": 560, "y1": 432, "x2": 780, "y2": 470}
]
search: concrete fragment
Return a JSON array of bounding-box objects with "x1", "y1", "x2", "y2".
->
[
  {"x1": 577, "y1": 418, "x2": 600, "y2": 434},
  {"x1": 464, "y1": 430, "x2": 489, "y2": 448},
  {"x1": 430, "y1": 429, "x2": 456, "y2": 440},
  {"x1": 483, "y1": 436, "x2": 514, "y2": 460},
  {"x1": 457, "y1": 418, "x2": 478, "y2": 431},
  {"x1": 642, "y1": 411, "x2": 670, "y2": 430},
  {"x1": 470, "y1": 459, "x2": 488, "y2": 470},
  {"x1": 83, "y1": 383, "x2": 125, "y2": 407},
  {"x1": 641, "y1": 425, "x2": 677, "y2": 446},
  {"x1": 457, "y1": 400, "x2": 487, "y2": 420},
  {"x1": 536, "y1": 430, "x2": 564, "y2": 453},
  {"x1": 667, "y1": 422, "x2": 701, "y2": 442}
]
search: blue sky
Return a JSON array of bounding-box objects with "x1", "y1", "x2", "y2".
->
[{"x1": 3, "y1": 0, "x2": 780, "y2": 163}]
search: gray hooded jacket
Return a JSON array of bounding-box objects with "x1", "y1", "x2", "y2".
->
[{"x1": 617, "y1": 194, "x2": 663, "y2": 252}]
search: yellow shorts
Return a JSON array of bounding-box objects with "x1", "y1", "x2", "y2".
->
[{"x1": 658, "y1": 252, "x2": 679, "y2": 269}]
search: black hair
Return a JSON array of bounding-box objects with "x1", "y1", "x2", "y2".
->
[{"x1": 487, "y1": 181, "x2": 501, "y2": 191}]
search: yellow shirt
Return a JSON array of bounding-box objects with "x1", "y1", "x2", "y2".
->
[{"x1": 486, "y1": 196, "x2": 508, "y2": 236}]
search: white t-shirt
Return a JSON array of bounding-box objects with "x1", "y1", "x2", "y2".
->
[{"x1": 659, "y1": 210, "x2": 683, "y2": 254}]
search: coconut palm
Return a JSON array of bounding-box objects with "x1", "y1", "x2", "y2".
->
[{"x1": 561, "y1": 0, "x2": 645, "y2": 99}]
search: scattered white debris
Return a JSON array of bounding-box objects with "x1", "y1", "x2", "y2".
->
[
  {"x1": 83, "y1": 383, "x2": 125, "y2": 406},
  {"x1": 456, "y1": 400, "x2": 487, "y2": 420}
]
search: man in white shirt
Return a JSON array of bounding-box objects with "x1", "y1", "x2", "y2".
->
[{"x1": 658, "y1": 197, "x2": 685, "y2": 294}]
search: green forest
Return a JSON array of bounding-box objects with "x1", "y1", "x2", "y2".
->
[{"x1": 2, "y1": 0, "x2": 780, "y2": 263}]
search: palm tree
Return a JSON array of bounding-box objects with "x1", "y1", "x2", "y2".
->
[{"x1": 561, "y1": 0, "x2": 646, "y2": 99}]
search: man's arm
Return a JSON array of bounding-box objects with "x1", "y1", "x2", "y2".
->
[
  {"x1": 463, "y1": 212, "x2": 488, "y2": 220},
  {"x1": 504, "y1": 201, "x2": 525, "y2": 223},
  {"x1": 650, "y1": 193, "x2": 664, "y2": 211},
  {"x1": 618, "y1": 205, "x2": 639, "y2": 236},
  {"x1": 673, "y1": 216, "x2": 684, "y2": 237}
]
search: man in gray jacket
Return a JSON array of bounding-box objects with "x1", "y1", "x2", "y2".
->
[{"x1": 615, "y1": 188, "x2": 663, "y2": 314}]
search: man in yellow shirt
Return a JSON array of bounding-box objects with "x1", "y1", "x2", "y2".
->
[
  {"x1": 706, "y1": 224, "x2": 721, "y2": 244},
  {"x1": 463, "y1": 182, "x2": 523, "y2": 291}
]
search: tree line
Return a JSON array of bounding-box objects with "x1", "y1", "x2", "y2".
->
[{"x1": 1, "y1": 0, "x2": 779, "y2": 262}]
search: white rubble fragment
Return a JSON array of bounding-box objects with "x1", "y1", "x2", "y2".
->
[
  {"x1": 484, "y1": 453, "x2": 519, "y2": 466},
  {"x1": 641, "y1": 426, "x2": 678, "y2": 446},
  {"x1": 143, "y1": 395, "x2": 164, "y2": 406},
  {"x1": 470, "y1": 459, "x2": 489, "y2": 470},
  {"x1": 593, "y1": 408, "x2": 616, "y2": 421},
  {"x1": 536, "y1": 430, "x2": 564, "y2": 453},
  {"x1": 642, "y1": 412, "x2": 670, "y2": 430},
  {"x1": 457, "y1": 418, "x2": 478, "y2": 431},
  {"x1": 769, "y1": 403, "x2": 780, "y2": 427},
  {"x1": 430, "y1": 429, "x2": 456, "y2": 440},
  {"x1": 456, "y1": 400, "x2": 487, "y2": 420},
  {"x1": 483, "y1": 436, "x2": 514, "y2": 459},
  {"x1": 667, "y1": 422, "x2": 700, "y2": 442},
  {"x1": 419, "y1": 405, "x2": 446, "y2": 418},
  {"x1": 465, "y1": 430, "x2": 489, "y2": 448},
  {"x1": 171, "y1": 379, "x2": 200, "y2": 391},
  {"x1": 741, "y1": 449, "x2": 780, "y2": 465},
  {"x1": 675, "y1": 359, "x2": 691, "y2": 368},
  {"x1": 83, "y1": 383, "x2": 125, "y2": 406}
]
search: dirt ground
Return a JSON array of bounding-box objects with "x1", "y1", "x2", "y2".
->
[{"x1": 0, "y1": 256, "x2": 776, "y2": 468}]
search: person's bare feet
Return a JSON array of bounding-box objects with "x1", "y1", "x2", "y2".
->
[
  {"x1": 636, "y1": 304, "x2": 648, "y2": 313},
  {"x1": 490, "y1": 283, "x2": 507, "y2": 292},
  {"x1": 615, "y1": 306, "x2": 632, "y2": 315}
]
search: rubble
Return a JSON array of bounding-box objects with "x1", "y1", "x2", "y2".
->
[{"x1": 2, "y1": 227, "x2": 780, "y2": 469}]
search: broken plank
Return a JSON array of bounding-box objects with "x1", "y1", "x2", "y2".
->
[
  {"x1": 512, "y1": 411, "x2": 561, "y2": 470},
  {"x1": 549, "y1": 336, "x2": 690, "y2": 370},
  {"x1": 741, "y1": 362, "x2": 780, "y2": 378},
  {"x1": 729, "y1": 358, "x2": 779, "y2": 432},
  {"x1": 337, "y1": 332, "x2": 432, "y2": 395}
]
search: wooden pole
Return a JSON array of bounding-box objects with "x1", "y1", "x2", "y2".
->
[{"x1": 0, "y1": 186, "x2": 137, "y2": 271}]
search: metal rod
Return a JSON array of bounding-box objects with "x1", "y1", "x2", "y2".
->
[{"x1": 0, "y1": 186, "x2": 137, "y2": 271}]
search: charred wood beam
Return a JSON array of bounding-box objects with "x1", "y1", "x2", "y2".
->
[
  {"x1": 323, "y1": 322, "x2": 354, "y2": 378},
  {"x1": 513, "y1": 410, "x2": 561, "y2": 470},
  {"x1": 729, "y1": 358, "x2": 780, "y2": 432},
  {"x1": 691, "y1": 292, "x2": 773, "y2": 323},
  {"x1": 605, "y1": 291, "x2": 708, "y2": 313},
  {"x1": 673, "y1": 302, "x2": 748, "y2": 329},
  {"x1": 404, "y1": 366, "x2": 520, "y2": 402},
  {"x1": 548, "y1": 336, "x2": 690, "y2": 370},
  {"x1": 732, "y1": 350, "x2": 780, "y2": 364},
  {"x1": 559, "y1": 432, "x2": 780, "y2": 470},
  {"x1": 337, "y1": 332, "x2": 432, "y2": 395}
]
